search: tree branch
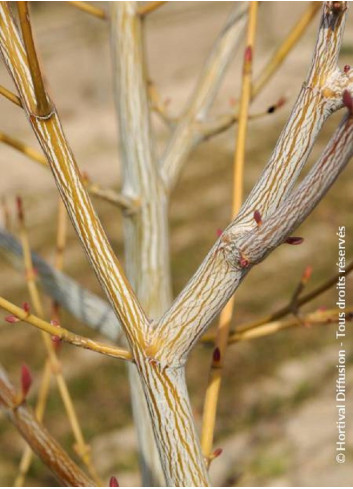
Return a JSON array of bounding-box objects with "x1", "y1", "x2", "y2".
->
[
  {"x1": 0, "y1": 131, "x2": 138, "y2": 212},
  {"x1": 0, "y1": 228, "x2": 120, "y2": 342},
  {"x1": 160, "y1": 3, "x2": 248, "y2": 189},
  {"x1": 0, "y1": 296, "x2": 132, "y2": 361},
  {"x1": 151, "y1": 3, "x2": 353, "y2": 367},
  {"x1": 0, "y1": 2, "x2": 150, "y2": 353},
  {"x1": 0, "y1": 364, "x2": 94, "y2": 487}
]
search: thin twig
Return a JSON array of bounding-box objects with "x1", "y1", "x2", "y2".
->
[
  {"x1": 14, "y1": 198, "x2": 103, "y2": 486},
  {"x1": 199, "y1": 97, "x2": 287, "y2": 141},
  {"x1": 68, "y1": 1, "x2": 106, "y2": 20},
  {"x1": 238, "y1": 260, "x2": 353, "y2": 335},
  {"x1": 0, "y1": 296, "x2": 132, "y2": 361},
  {"x1": 228, "y1": 307, "x2": 353, "y2": 344},
  {"x1": 17, "y1": 2, "x2": 51, "y2": 116},
  {"x1": 0, "y1": 131, "x2": 137, "y2": 212},
  {"x1": 0, "y1": 84, "x2": 22, "y2": 106},
  {"x1": 201, "y1": 2, "x2": 258, "y2": 463}
]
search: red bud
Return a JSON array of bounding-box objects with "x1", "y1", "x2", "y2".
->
[
  {"x1": 244, "y1": 45, "x2": 252, "y2": 63},
  {"x1": 22, "y1": 302, "x2": 30, "y2": 314},
  {"x1": 216, "y1": 228, "x2": 223, "y2": 237},
  {"x1": 343, "y1": 90, "x2": 353, "y2": 113},
  {"x1": 51, "y1": 335, "x2": 62, "y2": 350},
  {"x1": 285, "y1": 236, "x2": 304, "y2": 245},
  {"x1": 253, "y1": 210, "x2": 262, "y2": 226},
  {"x1": 5, "y1": 315, "x2": 20, "y2": 323},
  {"x1": 213, "y1": 347, "x2": 221, "y2": 363},
  {"x1": 344, "y1": 64, "x2": 351, "y2": 74},
  {"x1": 21, "y1": 364, "x2": 32, "y2": 399},
  {"x1": 239, "y1": 256, "x2": 249, "y2": 268},
  {"x1": 109, "y1": 476, "x2": 119, "y2": 487}
]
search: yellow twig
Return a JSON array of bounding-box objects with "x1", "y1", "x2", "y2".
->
[
  {"x1": 252, "y1": 2, "x2": 321, "y2": 97},
  {"x1": 17, "y1": 2, "x2": 52, "y2": 117},
  {"x1": 0, "y1": 84, "x2": 22, "y2": 107},
  {"x1": 201, "y1": 2, "x2": 258, "y2": 463},
  {"x1": 68, "y1": 1, "x2": 106, "y2": 20},
  {"x1": 202, "y1": 259, "x2": 353, "y2": 344},
  {"x1": 1, "y1": 296, "x2": 132, "y2": 361},
  {"x1": 14, "y1": 198, "x2": 103, "y2": 485},
  {"x1": 138, "y1": 1, "x2": 166, "y2": 17},
  {"x1": 0, "y1": 131, "x2": 137, "y2": 212},
  {"x1": 228, "y1": 308, "x2": 353, "y2": 344}
]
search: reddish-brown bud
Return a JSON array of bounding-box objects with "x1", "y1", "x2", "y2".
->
[
  {"x1": 216, "y1": 228, "x2": 223, "y2": 237},
  {"x1": 244, "y1": 45, "x2": 252, "y2": 63},
  {"x1": 213, "y1": 447, "x2": 223, "y2": 458},
  {"x1": 343, "y1": 90, "x2": 353, "y2": 113},
  {"x1": 109, "y1": 476, "x2": 119, "y2": 487},
  {"x1": 21, "y1": 364, "x2": 32, "y2": 399},
  {"x1": 51, "y1": 335, "x2": 62, "y2": 349},
  {"x1": 5, "y1": 315, "x2": 20, "y2": 324},
  {"x1": 213, "y1": 347, "x2": 221, "y2": 363},
  {"x1": 344, "y1": 64, "x2": 351, "y2": 74},
  {"x1": 239, "y1": 255, "x2": 250, "y2": 268},
  {"x1": 22, "y1": 302, "x2": 30, "y2": 314},
  {"x1": 285, "y1": 236, "x2": 304, "y2": 245},
  {"x1": 253, "y1": 210, "x2": 262, "y2": 226}
]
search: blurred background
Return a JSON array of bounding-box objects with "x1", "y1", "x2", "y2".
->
[{"x1": 0, "y1": 1, "x2": 352, "y2": 486}]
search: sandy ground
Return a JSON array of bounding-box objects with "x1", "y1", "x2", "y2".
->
[{"x1": 0, "y1": 2, "x2": 353, "y2": 486}]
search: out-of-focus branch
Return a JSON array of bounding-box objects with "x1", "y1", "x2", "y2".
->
[
  {"x1": 160, "y1": 3, "x2": 248, "y2": 189},
  {"x1": 0, "y1": 228, "x2": 120, "y2": 342},
  {"x1": 0, "y1": 296, "x2": 132, "y2": 361},
  {"x1": 228, "y1": 308, "x2": 353, "y2": 344},
  {"x1": 0, "y1": 364, "x2": 94, "y2": 487},
  {"x1": 252, "y1": 2, "x2": 321, "y2": 97},
  {"x1": 199, "y1": 97, "x2": 287, "y2": 141},
  {"x1": 67, "y1": 1, "x2": 106, "y2": 20},
  {"x1": 0, "y1": 131, "x2": 138, "y2": 213}
]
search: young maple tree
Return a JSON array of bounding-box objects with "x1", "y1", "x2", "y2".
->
[{"x1": 0, "y1": 1, "x2": 352, "y2": 487}]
